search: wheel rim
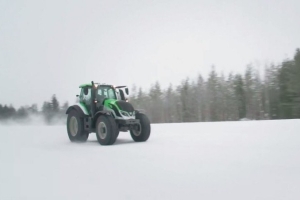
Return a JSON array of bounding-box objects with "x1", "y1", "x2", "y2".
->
[
  {"x1": 132, "y1": 123, "x2": 142, "y2": 136},
  {"x1": 69, "y1": 116, "x2": 78, "y2": 136},
  {"x1": 98, "y1": 122, "x2": 107, "y2": 140}
]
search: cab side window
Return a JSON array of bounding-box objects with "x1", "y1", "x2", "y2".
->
[{"x1": 80, "y1": 87, "x2": 91, "y2": 106}]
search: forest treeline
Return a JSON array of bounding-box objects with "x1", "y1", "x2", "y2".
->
[
  {"x1": 0, "y1": 95, "x2": 69, "y2": 124},
  {"x1": 129, "y1": 48, "x2": 300, "y2": 123},
  {"x1": 0, "y1": 48, "x2": 299, "y2": 124}
]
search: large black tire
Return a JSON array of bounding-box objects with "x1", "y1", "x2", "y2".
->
[
  {"x1": 67, "y1": 110, "x2": 89, "y2": 142},
  {"x1": 130, "y1": 113, "x2": 151, "y2": 142},
  {"x1": 95, "y1": 115, "x2": 118, "y2": 145}
]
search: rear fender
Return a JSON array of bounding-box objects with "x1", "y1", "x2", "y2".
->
[
  {"x1": 66, "y1": 105, "x2": 89, "y2": 118},
  {"x1": 66, "y1": 105, "x2": 92, "y2": 132}
]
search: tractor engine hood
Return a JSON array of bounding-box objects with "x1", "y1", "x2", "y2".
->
[
  {"x1": 104, "y1": 99, "x2": 135, "y2": 118},
  {"x1": 115, "y1": 100, "x2": 134, "y2": 113}
]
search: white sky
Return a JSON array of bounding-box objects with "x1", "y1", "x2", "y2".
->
[{"x1": 1, "y1": 0, "x2": 300, "y2": 109}]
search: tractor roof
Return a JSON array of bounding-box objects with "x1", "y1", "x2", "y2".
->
[
  {"x1": 79, "y1": 83, "x2": 115, "y2": 88},
  {"x1": 79, "y1": 83, "x2": 92, "y2": 88}
]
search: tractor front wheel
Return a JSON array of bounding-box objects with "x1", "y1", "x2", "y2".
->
[
  {"x1": 95, "y1": 115, "x2": 118, "y2": 145},
  {"x1": 130, "y1": 113, "x2": 151, "y2": 142}
]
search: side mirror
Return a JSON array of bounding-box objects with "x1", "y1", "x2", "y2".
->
[
  {"x1": 76, "y1": 95, "x2": 79, "y2": 97},
  {"x1": 119, "y1": 90, "x2": 125, "y2": 100},
  {"x1": 125, "y1": 88, "x2": 129, "y2": 95}
]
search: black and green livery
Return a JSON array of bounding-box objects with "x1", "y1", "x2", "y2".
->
[{"x1": 66, "y1": 81, "x2": 151, "y2": 145}]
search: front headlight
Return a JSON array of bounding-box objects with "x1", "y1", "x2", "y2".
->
[{"x1": 121, "y1": 111, "x2": 129, "y2": 117}]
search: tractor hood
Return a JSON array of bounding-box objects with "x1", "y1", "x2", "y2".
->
[{"x1": 104, "y1": 99, "x2": 135, "y2": 118}]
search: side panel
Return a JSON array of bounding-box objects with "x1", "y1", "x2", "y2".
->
[
  {"x1": 104, "y1": 99, "x2": 122, "y2": 117},
  {"x1": 76, "y1": 103, "x2": 89, "y2": 115},
  {"x1": 103, "y1": 99, "x2": 118, "y2": 108}
]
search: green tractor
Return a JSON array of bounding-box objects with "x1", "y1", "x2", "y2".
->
[{"x1": 65, "y1": 81, "x2": 151, "y2": 145}]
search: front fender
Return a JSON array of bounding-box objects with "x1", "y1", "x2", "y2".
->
[
  {"x1": 92, "y1": 111, "x2": 113, "y2": 128},
  {"x1": 94, "y1": 111, "x2": 111, "y2": 119}
]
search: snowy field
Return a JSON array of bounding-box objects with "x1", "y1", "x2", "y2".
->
[{"x1": 0, "y1": 120, "x2": 300, "y2": 200}]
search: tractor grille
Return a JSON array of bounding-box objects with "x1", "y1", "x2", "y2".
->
[{"x1": 116, "y1": 101, "x2": 134, "y2": 113}]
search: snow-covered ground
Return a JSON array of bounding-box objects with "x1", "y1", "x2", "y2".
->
[{"x1": 0, "y1": 120, "x2": 300, "y2": 200}]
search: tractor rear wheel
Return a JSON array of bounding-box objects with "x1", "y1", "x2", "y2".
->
[
  {"x1": 67, "y1": 110, "x2": 89, "y2": 142},
  {"x1": 130, "y1": 113, "x2": 151, "y2": 142},
  {"x1": 95, "y1": 115, "x2": 118, "y2": 145}
]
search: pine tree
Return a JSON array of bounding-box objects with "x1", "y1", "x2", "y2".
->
[
  {"x1": 289, "y1": 49, "x2": 300, "y2": 117},
  {"x1": 136, "y1": 88, "x2": 146, "y2": 110},
  {"x1": 253, "y1": 70, "x2": 264, "y2": 119},
  {"x1": 62, "y1": 101, "x2": 69, "y2": 110},
  {"x1": 148, "y1": 81, "x2": 163, "y2": 123},
  {"x1": 265, "y1": 64, "x2": 280, "y2": 119},
  {"x1": 227, "y1": 73, "x2": 239, "y2": 120},
  {"x1": 62, "y1": 101, "x2": 69, "y2": 113},
  {"x1": 42, "y1": 101, "x2": 52, "y2": 124},
  {"x1": 195, "y1": 74, "x2": 206, "y2": 121},
  {"x1": 27, "y1": 104, "x2": 38, "y2": 115},
  {"x1": 164, "y1": 84, "x2": 174, "y2": 123},
  {"x1": 207, "y1": 67, "x2": 219, "y2": 121},
  {"x1": 234, "y1": 74, "x2": 246, "y2": 119},
  {"x1": 0, "y1": 104, "x2": 3, "y2": 120},
  {"x1": 244, "y1": 65, "x2": 255, "y2": 119},
  {"x1": 179, "y1": 78, "x2": 196, "y2": 122},
  {"x1": 278, "y1": 60, "x2": 294, "y2": 118},
  {"x1": 51, "y1": 95, "x2": 60, "y2": 113},
  {"x1": 16, "y1": 107, "x2": 28, "y2": 119},
  {"x1": 218, "y1": 73, "x2": 227, "y2": 121}
]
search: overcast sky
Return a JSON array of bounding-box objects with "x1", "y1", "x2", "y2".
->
[{"x1": 1, "y1": 0, "x2": 300, "y2": 109}]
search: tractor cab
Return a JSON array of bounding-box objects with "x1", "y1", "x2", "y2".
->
[
  {"x1": 78, "y1": 83, "x2": 130, "y2": 115},
  {"x1": 96, "y1": 84, "x2": 118, "y2": 102}
]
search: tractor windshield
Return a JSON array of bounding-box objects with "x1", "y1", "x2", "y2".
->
[{"x1": 97, "y1": 86, "x2": 117, "y2": 100}]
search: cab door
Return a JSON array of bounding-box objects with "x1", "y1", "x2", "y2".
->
[{"x1": 79, "y1": 87, "x2": 92, "y2": 113}]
